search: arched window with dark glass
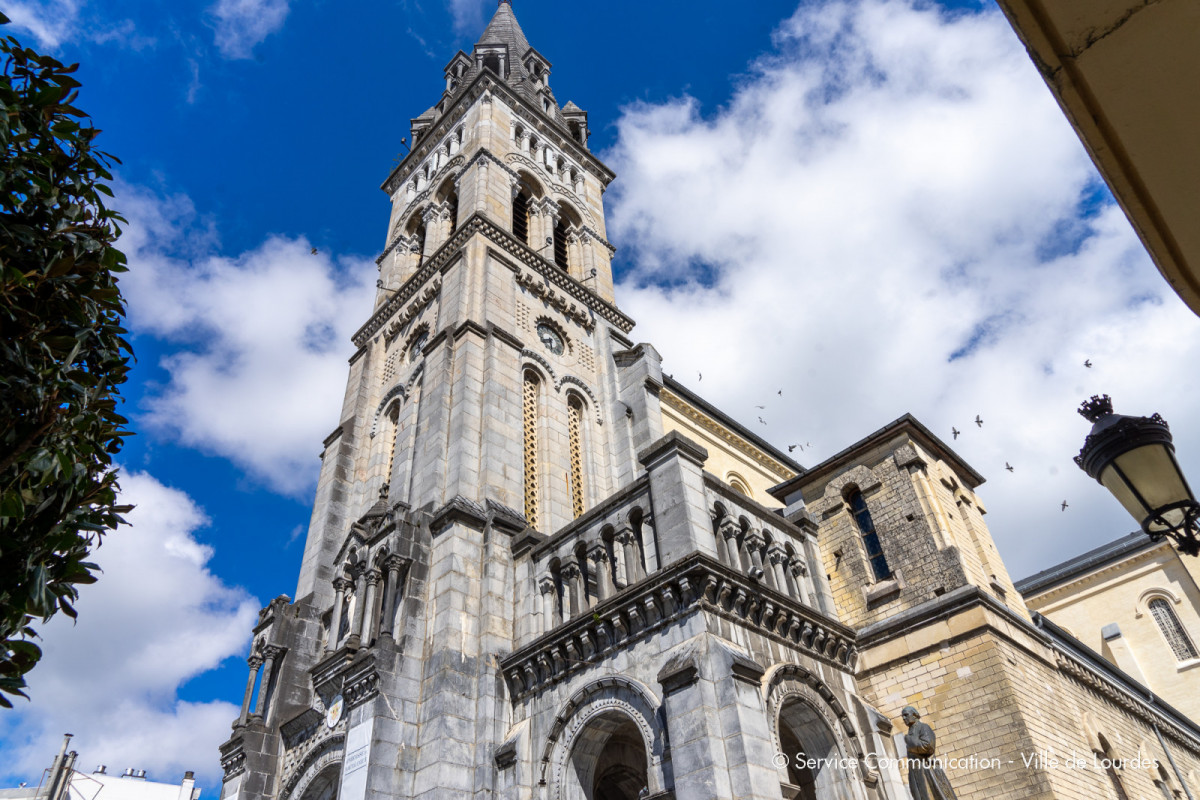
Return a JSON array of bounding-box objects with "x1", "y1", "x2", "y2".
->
[
  {"x1": 847, "y1": 490, "x2": 891, "y2": 582},
  {"x1": 1149, "y1": 597, "x2": 1199, "y2": 660}
]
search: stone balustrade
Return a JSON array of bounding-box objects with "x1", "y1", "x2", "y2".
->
[
  {"x1": 521, "y1": 478, "x2": 657, "y2": 641},
  {"x1": 705, "y1": 476, "x2": 819, "y2": 607}
]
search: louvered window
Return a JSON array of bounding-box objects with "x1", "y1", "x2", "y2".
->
[{"x1": 513, "y1": 191, "x2": 529, "y2": 244}]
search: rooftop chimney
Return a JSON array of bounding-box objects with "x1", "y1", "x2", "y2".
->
[{"x1": 94, "y1": 767, "x2": 107, "y2": 775}]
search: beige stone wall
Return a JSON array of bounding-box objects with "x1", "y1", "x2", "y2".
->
[
  {"x1": 857, "y1": 601, "x2": 1200, "y2": 800},
  {"x1": 659, "y1": 388, "x2": 796, "y2": 510},
  {"x1": 796, "y1": 429, "x2": 1029, "y2": 631},
  {"x1": 1025, "y1": 541, "x2": 1200, "y2": 723}
]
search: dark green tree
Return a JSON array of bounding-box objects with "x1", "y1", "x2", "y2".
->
[{"x1": 0, "y1": 14, "x2": 132, "y2": 707}]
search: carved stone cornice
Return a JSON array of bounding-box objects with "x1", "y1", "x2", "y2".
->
[
  {"x1": 500, "y1": 553, "x2": 854, "y2": 702},
  {"x1": 661, "y1": 388, "x2": 797, "y2": 479},
  {"x1": 219, "y1": 736, "x2": 247, "y2": 778}
]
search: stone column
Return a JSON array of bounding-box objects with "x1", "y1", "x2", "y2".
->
[
  {"x1": 539, "y1": 575, "x2": 558, "y2": 634},
  {"x1": 744, "y1": 532, "x2": 766, "y2": 581},
  {"x1": 616, "y1": 525, "x2": 644, "y2": 584},
  {"x1": 421, "y1": 204, "x2": 441, "y2": 256},
  {"x1": 237, "y1": 655, "x2": 262, "y2": 726},
  {"x1": 768, "y1": 546, "x2": 790, "y2": 595},
  {"x1": 252, "y1": 646, "x2": 282, "y2": 720},
  {"x1": 327, "y1": 577, "x2": 350, "y2": 653},
  {"x1": 561, "y1": 563, "x2": 583, "y2": 618},
  {"x1": 719, "y1": 518, "x2": 741, "y2": 571},
  {"x1": 379, "y1": 556, "x2": 405, "y2": 640},
  {"x1": 360, "y1": 569, "x2": 381, "y2": 646},
  {"x1": 588, "y1": 544, "x2": 614, "y2": 601},
  {"x1": 346, "y1": 564, "x2": 366, "y2": 649},
  {"x1": 790, "y1": 556, "x2": 810, "y2": 605}
]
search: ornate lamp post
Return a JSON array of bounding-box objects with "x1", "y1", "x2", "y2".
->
[{"x1": 1075, "y1": 395, "x2": 1200, "y2": 556}]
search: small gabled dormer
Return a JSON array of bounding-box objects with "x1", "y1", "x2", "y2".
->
[
  {"x1": 523, "y1": 46, "x2": 550, "y2": 90},
  {"x1": 562, "y1": 101, "x2": 589, "y2": 149},
  {"x1": 474, "y1": 42, "x2": 508, "y2": 79},
  {"x1": 444, "y1": 51, "x2": 472, "y2": 93}
]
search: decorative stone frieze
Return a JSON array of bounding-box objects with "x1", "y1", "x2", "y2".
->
[{"x1": 501, "y1": 553, "x2": 854, "y2": 701}]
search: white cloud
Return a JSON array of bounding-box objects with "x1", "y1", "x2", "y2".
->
[
  {"x1": 117, "y1": 182, "x2": 377, "y2": 497},
  {"x1": 604, "y1": 0, "x2": 1200, "y2": 577},
  {"x1": 448, "y1": 0, "x2": 486, "y2": 36},
  {"x1": 4, "y1": 0, "x2": 81, "y2": 48},
  {"x1": 0, "y1": 472, "x2": 259, "y2": 788},
  {"x1": 209, "y1": 0, "x2": 289, "y2": 59}
]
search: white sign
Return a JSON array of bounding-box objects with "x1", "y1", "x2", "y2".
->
[{"x1": 344, "y1": 745, "x2": 369, "y2": 775}]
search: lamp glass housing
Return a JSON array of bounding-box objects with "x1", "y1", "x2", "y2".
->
[{"x1": 1100, "y1": 442, "x2": 1194, "y2": 531}]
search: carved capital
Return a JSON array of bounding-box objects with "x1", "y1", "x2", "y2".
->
[
  {"x1": 539, "y1": 575, "x2": 557, "y2": 595},
  {"x1": 383, "y1": 554, "x2": 408, "y2": 573},
  {"x1": 587, "y1": 544, "x2": 610, "y2": 565},
  {"x1": 247, "y1": 655, "x2": 264, "y2": 670},
  {"x1": 614, "y1": 525, "x2": 637, "y2": 546},
  {"x1": 365, "y1": 568, "x2": 382, "y2": 587},
  {"x1": 332, "y1": 577, "x2": 352, "y2": 592}
]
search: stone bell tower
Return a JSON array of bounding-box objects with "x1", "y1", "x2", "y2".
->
[{"x1": 218, "y1": 5, "x2": 908, "y2": 800}]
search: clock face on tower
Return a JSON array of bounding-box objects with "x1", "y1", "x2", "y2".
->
[{"x1": 536, "y1": 323, "x2": 565, "y2": 355}]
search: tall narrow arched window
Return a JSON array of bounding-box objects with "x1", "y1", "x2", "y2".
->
[
  {"x1": 385, "y1": 401, "x2": 400, "y2": 488},
  {"x1": 1149, "y1": 597, "x2": 1199, "y2": 660},
  {"x1": 512, "y1": 189, "x2": 530, "y2": 245},
  {"x1": 847, "y1": 490, "x2": 891, "y2": 582},
  {"x1": 1097, "y1": 736, "x2": 1130, "y2": 800},
  {"x1": 523, "y1": 370, "x2": 541, "y2": 530},
  {"x1": 553, "y1": 215, "x2": 569, "y2": 270},
  {"x1": 567, "y1": 395, "x2": 586, "y2": 518}
]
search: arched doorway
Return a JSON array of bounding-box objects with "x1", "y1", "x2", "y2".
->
[
  {"x1": 568, "y1": 711, "x2": 649, "y2": 800},
  {"x1": 295, "y1": 763, "x2": 339, "y2": 800},
  {"x1": 778, "y1": 697, "x2": 857, "y2": 800}
]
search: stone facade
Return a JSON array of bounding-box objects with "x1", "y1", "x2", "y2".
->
[
  {"x1": 217, "y1": 4, "x2": 1200, "y2": 800},
  {"x1": 1017, "y1": 534, "x2": 1200, "y2": 724}
]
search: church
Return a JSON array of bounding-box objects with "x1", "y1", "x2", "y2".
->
[{"x1": 216, "y1": 3, "x2": 1200, "y2": 798}]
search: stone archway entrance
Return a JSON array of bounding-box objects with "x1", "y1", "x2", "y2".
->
[
  {"x1": 567, "y1": 710, "x2": 649, "y2": 800},
  {"x1": 778, "y1": 697, "x2": 856, "y2": 800}
]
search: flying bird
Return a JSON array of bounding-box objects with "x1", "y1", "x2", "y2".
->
[
  {"x1": 757, "y1": 416, "x2": 767, "y2": 425},
  {"x1": 311, "y1": 247, "x2": 319, "y2": 255},
  {"x1": 1061, "y1": 500, "x2": 1069, "y2": 511},
  {"x1": 952, "y1": 427, "x2": 960, "y2": 440},
  {"x1": 1084, "y1": 359, "x2": 1092, "y2": 368},
  {"x1": 698, "y1": 372, "x2": 702, "y2": 381},
  {"x1": 1005, "y1": 462, "x2": 1014, "y2": 472},
  {"x1": 788, "y1": 444, "x2": 798, "y2": 453},
  {"x1": 975, "y1": 415, "x2": 984, "y2": 428},
  {"x1": 777, "y1": 389, "x2": 783, "y2": 396},
  {"x1": 755, "y1": 405, "x2": 765, "y2": 409}
]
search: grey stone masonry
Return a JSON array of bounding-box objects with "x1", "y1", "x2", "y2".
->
[{"x1": 219, "y1": 5, "x2": 911, "y2": 800}]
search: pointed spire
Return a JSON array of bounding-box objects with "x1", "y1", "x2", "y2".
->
[{"x1": 475, "y1": 0, "x2": 533, "y2": 72}]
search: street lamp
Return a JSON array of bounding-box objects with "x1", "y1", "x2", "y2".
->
[{"x1": 1075, "y1": 395, "x2": 1200, "y2": 556}]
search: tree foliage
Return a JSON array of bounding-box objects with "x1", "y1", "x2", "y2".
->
[{"x1": 0, "y1": 14, "x2": 132, "y2": 707}]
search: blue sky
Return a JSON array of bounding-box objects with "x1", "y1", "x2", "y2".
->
[{"x1": 3, "y1": 0, "x2": 1200, "y2": 791}]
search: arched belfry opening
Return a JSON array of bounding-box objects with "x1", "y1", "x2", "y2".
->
[
  {"x1": 435, "y1": 178, "x2": 459, "y2": 237},
  {"x1": 552, "y1": 201, "x2": 583, "y2": 273},
  {"x1": 567, "y1": 711, "x2": 649, "y2": 800},
  {"x1": 777, "y1": 697, "x2": 855, "y2": 800},
  {"x1": 512, "y1": 173, "x2": 543, "y2": 247}
]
